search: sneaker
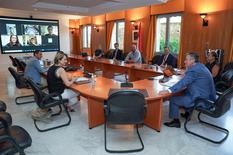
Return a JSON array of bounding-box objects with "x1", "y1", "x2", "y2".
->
[{"x1": 31, "y1": 108, "x2": 52, "y2": 123}]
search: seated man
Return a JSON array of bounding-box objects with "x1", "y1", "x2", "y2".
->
[
  {"x1": 24, "y1": 50, "x2": 47, "y2": 86},
  {"x1": 157, "y1": 46, "x2": 177, "y2": 68},
  {"x1": 110, "y1": 42, "x2": 124, "y2": 61},
  {"x1": 159, "y1": 52, "x2": 216, "y2": 128},
  {"x1": 125, "y1": 44, "x2": 142, "y2": 64}
]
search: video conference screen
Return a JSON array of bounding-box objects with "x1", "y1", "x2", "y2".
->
[{"x1": 0, "y1": 16, "x2": 60, "y2": 54}]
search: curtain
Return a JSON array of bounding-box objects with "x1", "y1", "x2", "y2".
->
[
  {"x1": 177, "y1": 15, "x2": 184, "y2": 68},
  {"x1": 106, "y1": 21, "x2": 114, "y2": 50},
  {"x1": 79, "y1": 25, "x2": 83, "y2": 52},
  {"x1": 145, "y1": 15, "x2": 156, "y2": 62},
  {"x1": 228, "y1": 23, "x2": 233, "y2": 61}
]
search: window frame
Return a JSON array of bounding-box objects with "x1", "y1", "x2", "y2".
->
[
  {"x1": 155, "y1": 13, "x2": 182, "y2": 54},
  {"x1": 110, "y1": 20, "x2": 125, "y2": 50}
]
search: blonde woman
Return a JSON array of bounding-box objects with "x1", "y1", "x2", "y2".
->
[{"x1": 47, "y1": 51, "x2": 79, "y2": 111}]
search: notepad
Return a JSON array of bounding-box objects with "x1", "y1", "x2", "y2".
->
[{"x1": 74, "y1": 77, "x2": 90, "y2": 84}]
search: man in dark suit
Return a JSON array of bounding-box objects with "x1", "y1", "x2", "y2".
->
[
  {"x1": 157, "y1": 46, "x2": 177, "y2": 68},
  {"x1": 159, "y1": 52, "x2": 216, "y2": 128},
  {"x1": 110, "y1": 42, "x2": 124, "y2": 61}
]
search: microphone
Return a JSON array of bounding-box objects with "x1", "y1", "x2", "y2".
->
[{"x1": 120, "y1": 72, "x2": 133, "y2": 87}]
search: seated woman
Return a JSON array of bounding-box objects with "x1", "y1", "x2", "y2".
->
[
  {"x1": 47, "y1": 51, "x2": 80, "y2": 112},
  {"x1": 205, "y1": 51, "x2": 220, "y2": 83},
  {"x1": 5, "y1": 35, "x2": 22, "y2": 49}
]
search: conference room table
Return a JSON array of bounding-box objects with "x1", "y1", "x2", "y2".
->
[
  {"x1": 68, "y1": 55, "x2": 164, "y2": 82},
  {"x1": 68, "y1": 71, "x2": 181, "y2": 132}
]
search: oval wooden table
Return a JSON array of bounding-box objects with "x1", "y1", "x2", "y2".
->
[{"x1": 69, "y1": 73, "x2": 181, "y2": 132}]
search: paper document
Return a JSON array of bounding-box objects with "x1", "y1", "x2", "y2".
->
[
  {"x1": 160, "y1": 79, "x2": 178, "y2": 87},
  {"x1": 74, "y1": 77, "x2": 90, "y2": 84}
]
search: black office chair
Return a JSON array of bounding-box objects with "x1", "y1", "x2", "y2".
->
[
  {"x1": 0, "y1": 100, "x2": 7, "y2": 112},
  {"x1": 8, "y1": 67, "x2": 35, "y2": 105},
  {"x1": 104, "y1": 50, "x2": 114, "y2": 59},
  {"x1": 215, "y1": 67, "x2": 233, "y2": 94},
  {"x1": 26, "y1": 77, "x2": 71, "y2": 132},
  {"x1": 0, "y1": 111, "x2": 32, "y2": 155},
  {"x1": 141, "y1": 56, "x2": 146, "y2": 64},
  {"x1": 9, "y1": 55, "x2": 18, "y2": 68},
  {"x1": 14, "y1": 58, "x2": 25, "y2": 72},
  {"x1": 104, "y1": 90, "x2": 146, "y2": 153},
  {"x1": 80, "y1": 52, "x2": 88, "y2": 57},
  {"x1": 184, "y1": 87, "x2": 233, "y2": 144},
  {"x1": 150, "y1": 54, "x2": 161, "y2": 65}
]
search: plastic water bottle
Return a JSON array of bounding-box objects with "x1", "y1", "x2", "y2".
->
[{"x1": 91, "y1": 73, "x2": 96, "y2": 88}]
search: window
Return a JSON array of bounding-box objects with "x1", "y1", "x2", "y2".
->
[
  {"x1": 110, "y1": 20, "x2": 125, "y2": 50},
  {"x1": 82, "y1": 25, "x2": 91, "y2": 48},
  {"x1": 155, "y1": 14, "x2": 182, "y2": 54}
]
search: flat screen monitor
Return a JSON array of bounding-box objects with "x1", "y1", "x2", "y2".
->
[{"x1": 0, "y1": 16, "x2": 60, "y2": 54}]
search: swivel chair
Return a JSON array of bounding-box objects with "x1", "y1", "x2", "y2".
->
[
  {"x1": 104, "y1": 90, "x2": 146, "y2": 153},
  {"x1": 215, "y1": 62, "x2": 233, "y2": 94},
  {"x1": 8, "y1": 67, "x2": 35, "y2": 105},
  {"x1": 0, "y1": 103, "x2": 32, "y2": 155},
  {"x1": 9, "y1": 55, "x2": 18, "y2": 68},
  {"x1": 26, "y1": 78, "x2": 71, "y2": 132},
  {"x1": 184, "y1": 87, "x2": 233, "y2": 144}
]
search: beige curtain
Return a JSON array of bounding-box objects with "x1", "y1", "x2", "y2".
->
[
  {"x1": 106, "y1": 21, "x2": 115, "y2": 50},
  {"x1": 177, "y1": 15, "x2": 184, "y2": 68},
  {"x1": 79, "y1": 25, "x2": 83, "y2": 51},
  {"x1": 228, "y1": 26, "x2": 233, "y2": 61},
  {"x1": 145, "y1": 16, "x2": 156, "y2": 62}
]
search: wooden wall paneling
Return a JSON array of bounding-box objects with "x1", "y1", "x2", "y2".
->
[
  {"x1": 125, "y1": 6, "x2": 150, "y2": 55},
  {"x1": 91, "y1": 15, "x2": 106, "y2": 54},
  {"x1": 106, "y1": 10, "x2": 125, "y2": 21},
  {"x1": 151, "y1": 0, "x2": 185, "y2": 15}
]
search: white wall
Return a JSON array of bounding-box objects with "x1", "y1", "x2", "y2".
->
[{"x1": 0, "y1": 8, "x2": 80, "y2": 65}]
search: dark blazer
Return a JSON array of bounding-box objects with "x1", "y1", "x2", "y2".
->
[
  {"x1": 157, "y1": 53, "x2": 177, "y2": 68},
  {"x1": 110, "y1": 49, "x2": 124, "y2": 61}
]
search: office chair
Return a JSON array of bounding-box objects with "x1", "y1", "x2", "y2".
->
[
  {"x1": 8, "y1": 67, "x2": 35, "y2": 105},
  {"x1": 215, "y1": 62, "x2": 233, "y2": 94},
  {"x1": 80, "y1": 52, "x2": 88, "y2": 57},
  {"x1": 14, "y1": 58, "x2": 26, "y2": 72},
  {"x1": 141, "y1": 56, "x2": 146, "y2": 64},
  {"x1": 184, "y1": 87, "x2": 233, "y2": 144},
  {"x1": 9, "y1": 55, "x2": 18, "y2": 68},
  {"x1": 26, "y1": 77, "x2": 71, "y2": 132},
  {"x1": 150, "y1": 54, "x2": 161, "y2": 65},
  {"x1": 0, "y1": 111, "x2": 32, "y2": 155},
  {"x1": 0, "y1": 100, "x2": 7, "y2": 112},
  {"x1": 104, "y1": 90, "x2": 146, "y2": 153}
]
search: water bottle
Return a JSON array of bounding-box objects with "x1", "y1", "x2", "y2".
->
[{"x1": 91, "y1": 73, "x2": 96, "y2": 88}]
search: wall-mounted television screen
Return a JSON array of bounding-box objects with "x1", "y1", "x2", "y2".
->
[{"x1": 0, "y1": 16, "x2": 60, "y2": 54}]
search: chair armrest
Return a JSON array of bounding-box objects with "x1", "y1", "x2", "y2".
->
[
  {"x1": 0, "y1": 112, "x2": 12, "y2": 130},
  {"x1": 216, "y1": 91, "x2": 223, "y2": 96},
  {"x1": 0, "y1": 134, "x2": 22, "y2": 153},
  {"x1": 215, "y1": 81, "x2": 228, "y2": 88},
  {"x1": 40, "y1": 85, "x2": 48, "y2": 90},
  {"x1": 194, "y1": 98, "x2": 216, "y2": 109},
  {"x1": 42, "y1": 92, "x2": 63, "y2": 103},
  {"x1": 104, "y1": 100, "x2": 109, "y2": 116}
]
